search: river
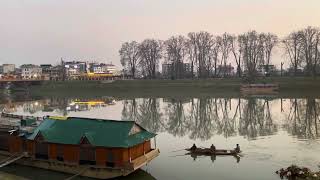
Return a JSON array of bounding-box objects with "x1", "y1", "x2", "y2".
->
[{"x1": 0, "y1": 94, "x2": 319, "y2": 180}]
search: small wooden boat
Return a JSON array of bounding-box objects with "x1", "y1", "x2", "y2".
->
[
  {"x1": 185, "y1": 148, "x2": 240, "y2": 156},
  {"x1": 240, "y1": 83, "x2": 279, "y2": 95}
]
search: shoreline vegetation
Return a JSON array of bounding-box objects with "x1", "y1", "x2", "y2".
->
[{"x1": 27, "y1": 77, "x2": 320, "y2": 98}]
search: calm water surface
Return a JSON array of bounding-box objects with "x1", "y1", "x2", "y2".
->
[{"x1": 0, "y1": 95, "x2": 319, "y2": 180}]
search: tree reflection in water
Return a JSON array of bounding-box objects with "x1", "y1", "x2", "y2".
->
[
  {"x1": 286, "y1": 98, "x2": 320, "y2": 139},
  {"x1": 239, "y1": 98, "x2": 277, "y2": 139},
  {"x1": 121, "y1": 97, "x2": 280, "y2": 140},
  {"x1": 2, "y1": 96, "x2": 319, "y2": 141},
  {"x1": 122, "y1": 98, "x2": 164, "y2": 133},
  {"x1": 164, "y1": 98, "x2": 191, "y2": 137}
]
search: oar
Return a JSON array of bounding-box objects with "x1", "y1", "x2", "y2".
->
[
  {"x1": 168, "y1": 154, "x2": 189, "y2": 158},
  {"x1": 170, "y1": 148, "x2": 188, "y2": 153}
]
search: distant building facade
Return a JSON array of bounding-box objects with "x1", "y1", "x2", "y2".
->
[
  {"x1": 64, "y1": 61, "x2": 87, "y2": 77},
  {"x1": 3, "y1": 64, "x2": 15, "y2": 74},
  {"x1": 103, "y1": 64, "x2": 117, "y2": 74},
  {"x1": 21, "y1": 64, "x2": 42, "y2": 79},
  {"x1": 216, "y1": 64, "x2": 234, "y2": 77}
]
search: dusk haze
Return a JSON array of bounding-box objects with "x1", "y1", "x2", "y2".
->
[
  {"x1": 0, "y1": 1, "x2": 320, "y2": 180},
  {"x1": 1, "y1": 0, "x2": 320, "y2": 66}
]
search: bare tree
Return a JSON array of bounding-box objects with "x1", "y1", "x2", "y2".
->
[
  {"x1": 164, "y1": 35, "x2": 187, "y2": 79},
  {"x1": 210, "y1": 37, "x2": 221, "y2": 77},
  {"x1": 241, "y1": 31, "x2": 264, "y2": 82},
  {"x1": 185, "y1": 33, "x2": 197, "y2": 78},
  {"x1": 138, "y1": 39, "x2": 163, "y2": 79},
  {"x1": 261, "y1": 33, "x2": 278, "y2": 74},
  {"x1": 119, "y1": 41, "x2": 140, "y2": 78},
  {"x1": 299, "y1": 27, "x2": 320, "y2": 77},
  {"x1": 283, "y1": 31, "x2": 304, "y2": 76},
  {"x1": 231, "y1": 35, "x2": 243, "y2": 77},
  {"x1": 187, "y1": 31, "x2": 214, "y2": 78},
  {"x1": 219, "y1": 33, "x2": 233, "y2": 77}
]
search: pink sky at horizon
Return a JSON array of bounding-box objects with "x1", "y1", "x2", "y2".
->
[{"x1": 0, "y1": 0, "x2": 319, "y2": 68}]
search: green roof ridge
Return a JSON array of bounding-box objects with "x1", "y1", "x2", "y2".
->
[{"x1": 27, "y1": 117, "x2": 156, "y2": 148}]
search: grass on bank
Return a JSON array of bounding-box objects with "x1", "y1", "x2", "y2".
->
[{"x1": 28, "y1": 77, "x2": 320, "y2": 98}]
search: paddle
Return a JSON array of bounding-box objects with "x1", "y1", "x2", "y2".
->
[{"x1": 170, "y1": 148, "x2": 188, "y2": 153}]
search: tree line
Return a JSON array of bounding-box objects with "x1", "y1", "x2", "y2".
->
[{"x1": 119, "y1": 26, "x2": 320, "y2": 79}]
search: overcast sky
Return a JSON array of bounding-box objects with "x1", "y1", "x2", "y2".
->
[{"x1": 1, "y1": 0, "x2": 320, "y2": 68}]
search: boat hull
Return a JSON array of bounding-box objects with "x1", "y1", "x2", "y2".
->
[
  {"x1": 186, "y1": 149, "x2": 239, "y2": 156},
  {"x1": 0, "y1": 149, "x2": 160, "y2": 179},
  {"x1": 240, "y1": 84, "x2": 279, "y2": 95}
]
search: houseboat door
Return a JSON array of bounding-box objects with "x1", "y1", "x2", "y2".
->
[{"x1": 79, "y1": 137, "x2": 95, "y2": 165}]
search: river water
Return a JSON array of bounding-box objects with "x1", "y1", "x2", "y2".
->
[{"x1": 0, "y1": 94, "x2": 319, "y2": 180}]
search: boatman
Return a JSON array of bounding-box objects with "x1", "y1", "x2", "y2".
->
[
  {"x1": 235, "y1": 144, "x2": 240, "y2": 153},
  {"x1": 210, "y1": 144, "x2": 216, "y2": 152},
  {"x1": 190, "y1": 143, "x2": 197, "y2": 151}
]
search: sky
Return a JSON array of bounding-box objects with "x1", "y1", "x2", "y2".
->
[{"x1": 0, "y1": 0, "x2": 320, "y2": 68}]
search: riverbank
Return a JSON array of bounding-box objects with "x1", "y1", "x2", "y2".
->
[{"x1": 28, "y1": 77, "x2": 320, "y2": 98}]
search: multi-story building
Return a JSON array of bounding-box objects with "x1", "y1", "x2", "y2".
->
[
  {"x1": 88, "y1": 63, "x2": 106, "y2": 74},
  {"x1": 40, "y1": 64, "x2": 53, "y2": 74},
  {"x1": 64, "y1": 61, "x2": 87, "y2": 77},
  {"x1": 103, "y1": 64, "x2": 117, "y2": 74},
  {"x1": 21, "y1": 64, "x2": 42, "y2": 79},
  {"x1": 3, "y1": 64, "x2": 15, "y2": 74}
]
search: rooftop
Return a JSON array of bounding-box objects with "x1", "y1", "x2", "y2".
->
[{"x1": 27, "y1": 117, "x2": 156, "y2": 148}]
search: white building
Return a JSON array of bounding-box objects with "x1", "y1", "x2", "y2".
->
[
  {"x1": 103, "y1": 64, "x2": 117, "y2": 74},
  {"x1": 3, "y1": 64, "x2": 15, "y2": 74},
  {"x1": 21, "y1": 64, "x2": 42, "y2": 79},
  {"x1": 89, "y1": 63, "x2": 118, "y2": 75}
]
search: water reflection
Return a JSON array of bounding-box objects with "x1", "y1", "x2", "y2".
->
[
  {"x1": 188, "y1": 154, "x2": 241, "y2": 164},
  {"x1": 285, "y1": 98, "x2": 320, "y2": 139},
  {"x1": 239, "y1": 98, "x2": 277, "y2": 139},
  {"x1": 1, "y1": 96, "x2": 319, "y2": 141}
]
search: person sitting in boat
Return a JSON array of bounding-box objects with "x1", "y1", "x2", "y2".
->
[
  {"x1": 235, "y1": 144, "x2": 240, "y2": 153},
  {"x1": 190, "y1": 143, "x2": 197, "y2": 151},
  {"x1": 210, "y1": 144, "x2": 216, "y2": 152}
]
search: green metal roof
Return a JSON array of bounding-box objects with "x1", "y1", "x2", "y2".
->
[{"x1": 27, "y1": 117, "x2": 156, "y2": 148}]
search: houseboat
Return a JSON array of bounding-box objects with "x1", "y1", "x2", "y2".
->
[
  {"x1": 0, "y1": 115, "x2": 159, "y2": 179},
  {"x1": 240, "y1": 83, "x2": 279, "y2": 95}
]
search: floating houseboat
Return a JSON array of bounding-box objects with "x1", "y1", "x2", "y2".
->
[
  {"x1": 0, "y1": 115, "x2": 159, "y2": 179},
  {"x1": 240, "y1": 84, "x2": 279, "y2": 95}
]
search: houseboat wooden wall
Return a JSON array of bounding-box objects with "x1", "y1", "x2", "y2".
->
[
  {"x1": 95, "y1": 148, "x2": 107, "y2": 166},
  {"x1": 8, "y1": 135, "x2": 23, "y2": 153},
  {"x1": 48, "y1": 144, "x2": 57, "y2": 160},
  {"x1": 26, "y1": 140, "x2": 35, "y2": 156},
  {"x1": 130, "y1": 143, "x2": 144, "y2": 160},
  {"x1": 0, "y1": 132, "x2": 9, "y2": 151},
  {"x1": 63, "y1": 145, "x2": 80, "y2": 164},
  {"x1": 8, "y1": 138, "x2": 153, "y2": 168}
]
